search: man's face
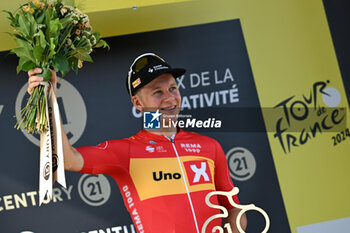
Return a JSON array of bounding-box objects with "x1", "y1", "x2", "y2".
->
[{"x1": 132, "y1": 73, "x2": 181, "y2": 118}]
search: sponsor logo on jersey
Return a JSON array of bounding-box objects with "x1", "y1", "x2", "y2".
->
[
  {"x1": 145, "y1": 146, "x2": 155, "y2": 153},
  {"x1": 156, "y1": 145, "x2": 167, "y2": 152},
  {"x1": 130, "y1": 156, "x2": 215, "y2": 200},
  {"x1": 153, "y1": 171, "x2": 182, "y2": 181},
  {"x1": 181, "y1": 143, "x2": 202, "y2": 153},
  {"x1": 183, "y1": 160, "x2": 212, "y2": 185}
]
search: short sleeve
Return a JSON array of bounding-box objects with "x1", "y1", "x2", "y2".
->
[
  {"x1": 76, "y1": 140, "x2": 129, "y2": 175},
  {"x1": 213, "y1": 139, "x2": 240, "y2": 210}
]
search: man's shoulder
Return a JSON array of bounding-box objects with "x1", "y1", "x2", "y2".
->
[{"x1": 100, "y1": 137, "x2": 132, "y2": 148}]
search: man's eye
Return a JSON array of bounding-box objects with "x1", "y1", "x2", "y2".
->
[
  {"x1": 154, "y1": 90, "x2": 162, "y2": 95},
  {"x1": 170, "y1": 87, "x2": 177, "y2": 91}
]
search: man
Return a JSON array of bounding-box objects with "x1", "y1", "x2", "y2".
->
[{"x1": 27, "y1": 53, "x2": 247, "y2": 233}]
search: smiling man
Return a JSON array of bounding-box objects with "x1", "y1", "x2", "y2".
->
[{"x1": 27, "y1": 53, "x2": 247, "y2": 233}]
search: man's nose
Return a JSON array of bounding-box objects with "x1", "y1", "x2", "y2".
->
[{"x1": 163, "y1": 90, "x2": 176, "y2": 101}]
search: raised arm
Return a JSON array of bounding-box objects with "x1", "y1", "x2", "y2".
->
[{"x1": 27, "y1": 68, "x2": 84, "y2": 171}]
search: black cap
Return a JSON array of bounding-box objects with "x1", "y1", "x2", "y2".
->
[{"x1": 126, "y1": 53, "x2": 186, "y2": 96}]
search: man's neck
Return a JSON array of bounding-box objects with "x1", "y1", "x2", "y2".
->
[{"x1": 144, "y1": 127, "x2": 178, "y2": 138}]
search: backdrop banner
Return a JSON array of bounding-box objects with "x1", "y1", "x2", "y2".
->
[{"x1": 0, "y1": 1, "x2": 349, "y2": 233}]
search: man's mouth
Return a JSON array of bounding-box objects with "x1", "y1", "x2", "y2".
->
[{"x1": 161, "y1": 105, "x2": 177, "y2": 111}]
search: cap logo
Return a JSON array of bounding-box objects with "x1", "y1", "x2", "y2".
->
[
  {"x1": 153, "y1": 65, "x2": 169, "y2": 71},
  {"x1": 148, "y1": 68, "x2": 154, "y2": 73},
  {"x1": 132, "y1": 78, "x2": 141, "y2": 88}
]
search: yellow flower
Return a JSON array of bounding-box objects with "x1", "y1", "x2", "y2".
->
[
  {"x1": 78, "y1": 60, "x2": 83, "y2": 69},
  {"x1": 40, "y1": 2, "x2": 45, "y2": 10},
  {"x1": 75, "y1": 8, "x2": 83, "y2": 14},
  {"x1": 32, "y1": 0, "x2": 41, "y2": 9},
  {"x1": 60, "y1": 6, "x2": 68, "y2": 15},
  {"x1": 79, "y1": 24, "x2": 86, "y2": 30},
  {"x1": 22, "y1": 5, "x2": 34, "y2": 13}
]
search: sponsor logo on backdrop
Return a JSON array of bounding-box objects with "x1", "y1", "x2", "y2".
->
[
  {"x1": 0, "y1": 186, "x2": 73, "y2": 212},
  {"x1": 0, "y1": 105, "x2": 4, "y2": 115},
  {"x1": 0, "y1": 174, "x2": 112, "y2": 212},
  {"x1": 226, "y1": 147, "x2": 256, "y2": 181},
  {"x1": 132, "y1": 68, "x2": 240, "y2": 118},
  {"x1": 20, "y1": 231, "x2": 34, "y2": 233},
  {"x1": 180, "y1": 68, "x2": 239, "y2": 110},
  {"x1": 273, "y1": 81, "x2": 347, "y2": 153},
  {"x1": 81, "y1": 224, "x2": 136, "y2": 233},
  {"x1": 78, "y1": 174, "x2": 111, "y2": 207},
  {"x1": 15, "y1": 79, "x2": 87, "y2": 146}
]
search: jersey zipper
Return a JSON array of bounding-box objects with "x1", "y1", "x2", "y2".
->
[{"x1": 167, "y1": 136, "x2": 200, "y2": 233}]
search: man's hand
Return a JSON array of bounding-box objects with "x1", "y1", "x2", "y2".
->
[
  {"x1": 27, "y1": 67, "x2": 84, "y2": 172},
  {"x1": 27, "y1": 68, "x2": 57, "y2": 95},
  {"x1": 225, "y1": 209, "x2": 247, "y2": 233}
]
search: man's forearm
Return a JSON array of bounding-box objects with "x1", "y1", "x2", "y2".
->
[{"x1": 61, "y1": 124, "x2": 84, "y2": 171}]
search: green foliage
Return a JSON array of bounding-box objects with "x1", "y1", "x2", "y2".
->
[
  {"x1": 52, "y1": 53, "x2": 69, "y2": 77},
  {"x1": 73, "y1": 48, "x2": 92, "y2": 62},
  {"x1": 6, "y1": 0, "x2": 109, "y2": 78},
  {"x1": 6, "y1": 0, "x2": 109, "y2": 134}
]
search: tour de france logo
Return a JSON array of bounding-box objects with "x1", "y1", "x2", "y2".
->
[
  {"x1": 202, "y1": 187, "x2": 270, "y2": 233},
  {"x1": 15, "y1": 79, "x2": 87, "y2": 146}
]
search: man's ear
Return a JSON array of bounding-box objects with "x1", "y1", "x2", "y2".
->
[{"x1": 131, "y1": 94, "x2": 143, "y2": 112}]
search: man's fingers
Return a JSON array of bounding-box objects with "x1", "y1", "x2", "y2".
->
[
  {"x1": 27, "y1": 76, "x2": 43, "y2": 95},
  {"x1": 28, "y1": 68, "x2": 42, "y2": 77},
  {"x1": 29, "y1": 76, "x2": 43, "y2": 84},
  {"x1": 27, "y1": 82, "x2": 40, "y2": 95}
]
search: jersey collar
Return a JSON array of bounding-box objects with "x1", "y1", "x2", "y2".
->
[{"x1": 136, "y1": 127, "x2": 186, "y2": 142}]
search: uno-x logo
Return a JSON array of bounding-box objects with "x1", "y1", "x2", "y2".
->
[
  {"x1": 153, "y1": 171, "x2": 182, "y2": 181},
  {"x1": 152, "y1": 160, "x2": 212, "y2": 185},
  {"x1": 15, "y1": 80, "x2": 87, "y2": 147},
  {"x1": 184, "y1": 160, "x2": 212, "y2": 185}
]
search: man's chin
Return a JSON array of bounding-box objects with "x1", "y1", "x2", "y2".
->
[{"x1": 160, "y1": 108, "x2": 180, "y2": 118}]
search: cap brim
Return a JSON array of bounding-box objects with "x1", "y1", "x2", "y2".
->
[{"x1": 168, "y1": 68, "x2": 186, "y2": 78}]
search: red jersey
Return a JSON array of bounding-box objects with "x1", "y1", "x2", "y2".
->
[{"x1": 76, "y1": 129, "x2": 239, "y2": 233}]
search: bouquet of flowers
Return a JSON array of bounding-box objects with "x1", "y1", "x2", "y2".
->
[{"x1": 5, "y1": 0, "x2": 108, "y2": 134}]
